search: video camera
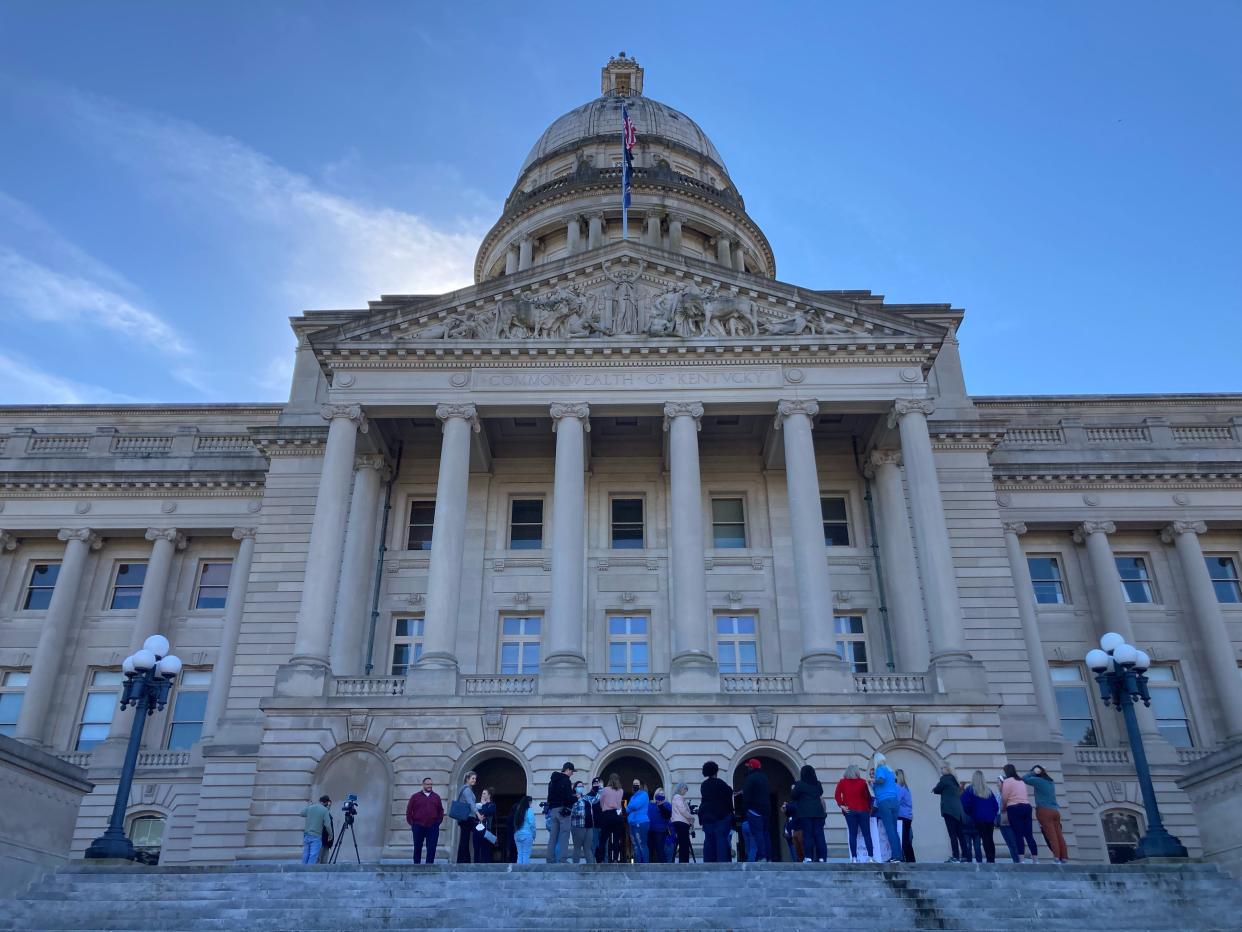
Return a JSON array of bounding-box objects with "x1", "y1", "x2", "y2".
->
[{"x1": 341, "y1": 794, "x2": 359, "y2": 821}]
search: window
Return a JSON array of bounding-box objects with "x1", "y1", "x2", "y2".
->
[
  {"x1": 509, "y1": 499, "x2": 544, "y2": 550},
  {"x1": 1147, "y1": 666, "x2": 1193, "y2": 748},
  {"x1": 0, "y1": 671, "x2": 30, "y2": 737},
  {"x1": 108, "y1": 562, "x2": 148, "y2": 610},
  {"x1": 1101, "y1": 809, "x2": 1143, "y2": 864},
  {"x1": 77, "y1": 670, "x2": 123, "y2": 750},
  {"x1": 406, "y1": 500, "x2": 435, "y2": 550},
  {"x1": 1115, "y1": 556, "x2": 1155, "y2": 604},
  {"x1": 1050, "y1": 666, "x2": 1099, "y2": 747},
  {"x1": 22, "y1": 562, "x2": 60, "y2": 610},
  {"x1": 165, "y1": 670, "x2": 212, "y2": 749},
  {"x1": 192, "y1": 561, "x2": 232, "y2": 610},
  {"x1": 500, "y1": 615, "x2": 541, "y2": 674},
  {"x1": 833, "y1": 615, "x2": 868, "y2": 672},
  {"x1": 821, "y1": 497, "x2": 851, "y2": 547},
  {"x1": 607, "y1": 615, "x2": 649, "y2": 673},
  {"x1": 391, "y1": 617, "x2": 425, "y2": 675},
  {"x1": 715, "y1": 614, "x2": 758, "y2": 673},
  {"x1": 1205, "y1": 555, "x2": 1241, "y2": 603},
  {"x1": 711, "y1": 498, "x2": 747, "y2": 548},
  {"x1": 130, "y1": 815, "x2": 166, "y2": 865},
  {"x1": 1027, "y1": 556, "x2": 1068, "y2": 604},
  {"x1": 610, "y1": 498, "x2": 644, "y2": 549}
]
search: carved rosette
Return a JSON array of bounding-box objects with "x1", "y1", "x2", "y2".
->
[
  {"x1": 320, "y1": 403, "x2": 369, "y2": 435},
  {"x1": 1160, "y1": 520, "x2": 1207, "y2": 544},
  {"x1": 232, "y1": 527, "x2": 259, "y2": 542},
  {"x1": 549, "y1": 402, "x2": 591, "y2": 433},
  {"x1": 1001, "y1": 521, "x2": 1028, "y2": 537},
  {"x1": 436, "y1": 402, "x2": 481, "y2": 433},
  {"x1": 1072, "y1": 520, "x2": 1117, "y2": 544},
  {"x1": 57, "y1": 528, "x2": 102, "y2": 550},
  {"x1": 773, "y1": 398, "x2": 819, "y2": 429},
  {"x1": 888, "y1": 398, "x2": 936, "y2": 429},
  {"x1": 662, "y1": 401, "x2": 704, "y2": 432},
  {"x1": 145, "y1": 527, "x2": 188, "y2": 550}
]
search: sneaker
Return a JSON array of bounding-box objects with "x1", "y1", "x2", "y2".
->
[
  {"x1": 1022, "y1": 857, "x2": 1034, "y2": 864},
  {"x1": 944, "y1": 857, "x2": 959, "y2": 863},
  {"x1": 887, "y1": 858, "x2": 902, "y2": 863},
  {"x1": 802, "y1": 858, "x2": 812, "y2": 863}
]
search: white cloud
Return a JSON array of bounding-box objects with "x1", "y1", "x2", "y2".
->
[{"x1": 0, "y1": 352, "x2": 145, "y2": 405}]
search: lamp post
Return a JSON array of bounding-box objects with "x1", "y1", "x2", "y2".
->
[
  {"x1": 1085, "y1": 633, "x2": 1188, "y2": 860},
  {"x1": 84, "y1": 635, "x2": 182, "y2": 860}
]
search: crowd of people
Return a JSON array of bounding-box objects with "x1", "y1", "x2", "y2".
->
[{"x1": 301, "y1": 755, "x2": 1070, "y2": 865}]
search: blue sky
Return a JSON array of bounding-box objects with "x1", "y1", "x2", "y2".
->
[{"x1": 0, "y1": 2, "x2": 1238, "y2": 404}]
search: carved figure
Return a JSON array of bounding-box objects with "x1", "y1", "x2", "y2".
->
[
  {"x1": 495, "y1": 296, "x2": 542, "y2": 339},
  {"x1": 673, "y1": 284, "x2": 757, "y2": 337},
  {"x1": 761, "y1": 308, "x2": 851, "y2": 336},
  {"x1": 603, "y1": 259, "x2": 646, "y2": 334},
  {"x1": 645, "y1": 304, "x2": 676, "y2": 337}
]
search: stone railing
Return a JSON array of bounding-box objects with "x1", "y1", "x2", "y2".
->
[
  {"x1": 998, "y1": 422, "x2": 1239, "y2": 449},
  {"x1": 591, "y1": 674, "x2": 668, "y2": 694},
  {"x1": 334, "y1": 676, "x2": 407, "y2": 697},
  {"x1": 57, "y1": 751, "x2": 92, "y2": 768},
  {"x1": 462, "y1": 675, "x2": 538, "y2": 696},
  {"x1": 1074, "y1": 747, "x2": 1131, "y2": 765},
  {"x1": 1086, "y1": 426, "x2": 1150, "y2": 444},
  {"x1": 1172, "y1": 425, "x2": 1234, "y2": 443},
  {"x1": 1005, "y1": 427, "x2": 1065, "y2": 445},
  {"x1": 136, "y1": 750, "x2": 191, "y2": 768},
  {"x1": 720, "y1": 674, "x2": 796, "y2": 694},
  {"x1": 852, "y1": 673, "x2": 927, "y2": 694},
  {"x1": 111, "y1": 435, "x2": 175, "y2": 455},
  {"x1": 27, "y1": 434, "x2": 91, "y2": 455},
  {"x1": 1177, "y1": 746, "x2": 1215, "y2": 764},
  {"x1": 196, "y1": 434, "x2": 256, "y2": 453}
]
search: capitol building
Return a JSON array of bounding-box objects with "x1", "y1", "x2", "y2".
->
[{"x1": 2, "y1": 55, "x2": 1240, "y2": 867}]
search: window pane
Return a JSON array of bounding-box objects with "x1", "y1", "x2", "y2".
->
[
  {"x1": 93, "y1": 671, "x2": 124, "y2": 687},
  {"x1": 1061, "y1": 718, "x2": 1098, "y2": 747},
  {"x1": 407, "y1": 526, "x2": 434, "y2": 550},
  {"x1": 0, "y1": 693, "x2": 22, "y2": 725},
  {"x1": 711, "y1": 499, "x2": 744, "y2": 524},
  {"x1": 1049, "y1": 667, "x2": 1082, "y2": 683},
  {"x1": 24, "y1": 563, "x2": 61, "y2": 610},
  {"x1": 23, "y1": 586, "x2": 55, "y2": 611},
  {"x1": 500, "y1": 643, "x2": 520, "y2": 673},
  {"x1": 1055, "y1": 687, "x2": 1092, "y2": 719},
  {"x1": 199, "y1": 563, "x2": 232, "y2": 586},
  {"x1": 173, "y1": 691, "x2": 208, "y2": 724},
  {"x1": 195, "y1": 587, "x2": 229, "y2": 610},
  {"x1": 409, "y1": 502, "x2": 436, "y2": 524},
  {"x1": 716, "y1": 617, "x2": 734, "y2": 635},
  {"x1": 523, "y1": 617, "x2": 540, "y2": 635},
  {"x1": 719, "y1": 643, "x2": 736, "y2": 672},
  {"x1": 608, "y1": 643, "x2": 626, "y2": 673},
  {"x1": 1157, "y1": 724, "x2": 1193, "y2": 748},
  {"x1": 823, "y1": 523, "x2": 851, "y2": 547},
  {"x1": 834, "y1": 616, "x2": 864, "y2": 635},
  {"x1": 3, "y1": 672, "x2": 31, "y2": 687},
  {"x1": 76, "y1": 723, "x2": 110, "y2": 750},
  {"x1": 83, "y1": 692, "x2": 117, "y2": 724},
  {"x1": 630, "y1": 643, "x2": 648, "y2": 673},
  {"x1": 391, "y1": 644, "x2": 410, "y2": 674},
  {"x1": 396, "y1": 619, "x2": 412, "y2": 638},
  {"x1": 522, "y1": 644, "x2": 539, "y2": 672},
  {"x1": 407, "y1": 501, "x2": 435, "y2": 550},
  {"x1": 511, "y1": 500, "x2": 543, "y2": 524},
  {"x1": 167, "y1": 722, "x2": 203, "y2": 750},
  {"x1": 611, "y1": 526, "x2": 644, "y2": 548},
  {"x1": 509, "y1": 525, "x2": 543, "y2": 548},
  {"x1": 608, "y1": 617, "x2": 627, "y2": 635},
  {"x1": 1149, "y1": 688, "x2": 1186, "y2": 719},
  {"x1": 115, "y1": 563, "x2": 148, "y2": 586},
  {"x1": 738, "y1": 642, "x2": 759, "y2": 673},
  {"x1": 612, "y1": 499, "x2": 643, "y2": 523},
  {"x1": 30, "y1": 563, "x2": 61, "y2": 587},
  {"x1": 630, "y1": 617, "x2": 647, "y2": 634},
  {"x1": 181, "y1": 670, "x2": 212, "y2": 688},
  {"x1": 821, "y1": 498, "x2": 847, "y2": 521},
  {"x1": 131, "y1": 817, "x2": 165, "y2": 848},
  {"x1": 735, "y1": 616, "x2": 756, "y2": 634},
  {"x1": 502, "y1": 617, "x2": 523, "y2": 636}
]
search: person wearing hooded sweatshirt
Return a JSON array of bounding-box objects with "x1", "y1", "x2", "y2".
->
[
  {"x1": 933, "y1": 764, "x2": 967, "y2": 862},
  {"x1": 626, "y1": 779, "x2": 650, "y2": 863},
  {"x1": 870, "y1": 753, "x2": 902, "y2": 863},
  {"x1": 791, "y1": 764, "x2": 827, "y2": 862}
]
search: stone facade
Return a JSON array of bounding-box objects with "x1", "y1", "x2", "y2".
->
[{"x1": 1, "y1": 56, "x2": 1239, "y2": 867}]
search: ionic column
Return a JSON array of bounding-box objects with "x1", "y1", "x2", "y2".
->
[
  {"x1": 518, "y1": 237, "x2": 533, "y2": 271},
  {"x1": 1002, "y1": 522, "x2": 1063, "y2": 737},
  {"x1": 505, "y1": 245, "x2": 518, "y2": 275},
  {"x1": 587, "y1": 213, "x2": 604, "y2": 250},
  {"x1": 201, "y1": 528, "x2": 257, "y2": 741},
  {"x1": 330, "y1": 456, "x2": 388, "y2": 675},
  {"x1": 414, "y1": 403, "x2": 478, "y2": 681},
  {"x1": 566, "y1": 217, "x2": 582, "y2": 254},
  {"x1": 644, "y1": 212, "x2": 661, "y2": 247},
  {"x1": 732, "y1": 244, "x2": 745, "y2": 273},
  {"x1": 667, "y1": 214, "x2": 684, "y2": 252},
  {"x1": 890, "y1": 399, "x2": 969, "y2": 661},
  {"x1": 1161, "y1": 521, "x2": 1242, "y2": 740},
  {"x1": 866, "y1": 450, "x2": 930, "y2": 672},
  {"x1": 663, "y1": 402, "x2": 717, "y2": 691},
  {"x1": 289, "y1": 403, "x2": 367, "y2": 669},
  {"x1": 14, "y1": 529, "x2": 101, "y2": 746},
  {"x1": 544, "y1": 403, "x2": 590, "y2": 692},
  {"x1": 715, "y1": 234, "x2": 732, "y2": 267}
]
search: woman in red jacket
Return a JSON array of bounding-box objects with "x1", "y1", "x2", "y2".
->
[{"x1": 834, "y1": 764, "x2": 875, "y2": 863}]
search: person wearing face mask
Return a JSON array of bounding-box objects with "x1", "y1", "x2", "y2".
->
[
  {"x1": 472, "y1": 787, "x2": 497, "y2": 864},
  {"x1": 626, "y1": 779, "x2": 651, "y2": 863},
  {"x1": 647, "y1": 787, "x2": 673, "y2": 863},
  {"x1": 570, "y1": 781, "x2": 592, "y2": 863},
  {"x1": 598, "y1": 773, "x2": 625, "y2": 863},
  {"x1": 585, "y1": 777, "x2": 603, "y2": 863}
]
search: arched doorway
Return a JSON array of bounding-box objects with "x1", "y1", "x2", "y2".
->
[
  {"x1": 732, "y1": 755, "x2": 797, "y2": 861},
  {"x1": 595, "y1": 750, "x2": 665, "y2": 863},
  {"x1": 315, "y1": 745, "x2": 391, "y2": 862},
  {"x1": 470, "y1": 754, "x2": 528, "y2": 863},
  {"x1": 883, "y1": 746, "x2": 945, "y2": 863}
]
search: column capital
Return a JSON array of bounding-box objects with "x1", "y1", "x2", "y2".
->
[
  {"x1": 57, "y1": 528, "x2": 102, "y2": 550},
  {"x1": 1001, "y1": 521, "x2": 1029, "y2": 536},
  {"x1": 663, "y1": 401, "x2": 704, "y2": 432},
  {"x1": 354, "y1": 453, "x2": 391, "y2": 477},
  {"x1": 1072, "y1": 520, "x2": 1116, "y2": 543},
  {"x1": 550, "y1": 402, "x2": 591, "y2": 432},
  {"x1": 0, "y1": 531, "x2": 16, "y2": 552},
  {"x1": 774, "y1": 399, "x2": 819, "y2": 428},
  {"x1": 887, "y1": 398, "x2": 935, "y2": 428},
  {"x1": 667, "y1": 212, "x2": 686, "y2": 225},
  {"x1": 145, "y1": 527, "x2": 188, "y2": 550},
  {"x1": 320, "y1": 403, "x2": 369, "y2": 434},
  {"x1": 436, "y1": 402, "x2": 480, "y2": 433},
  {"x1": 1160, "y1": 520, "x2": 1207, "y2": 544},
  {"x1": 231, "y1": 527, "x2": 259, "y2": 542},
  {"x1": 863, "y1": 448, "x2": 902, "y2": 478}
]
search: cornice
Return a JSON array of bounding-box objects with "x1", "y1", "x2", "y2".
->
[
  {"x1": 0, "y1": 472, "x2": 265, "y2": 498},
  {"x1": 994, "y1": 464, "x2": 1242, "y2": 491},
  {"x1": 975, "y1": 394, "x2": 1242, "y2": 412},
  {"x1": 0, "y1": 404, "x2": 283, "y2": 419},
  {"x1": 247, "y1": 426, "x2": 329, "y2": 457}
]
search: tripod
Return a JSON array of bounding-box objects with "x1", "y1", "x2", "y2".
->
[{"x1": 328, "y1": 812, "x2": 360, "y2": 864}]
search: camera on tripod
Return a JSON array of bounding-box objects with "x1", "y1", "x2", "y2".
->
[
  {"x1": 341, "y1": 794, "x2": 359, "y2": 820},
  {"x1": 329, "y1": 794, "x2": 360, "y2": 864}
]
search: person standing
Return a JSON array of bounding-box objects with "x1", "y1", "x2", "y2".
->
[
  {"x1": 741, "y1": 759, "x2": 772, "y2": 862},
  {"x1": 1023, "y1": 765, "x2": 1068, "y2": 863},
  {"x1": 698, "y1": 761, "x2": 733, "y2": 863},
  {"x1": 895, "y1": 769, "x2": 916, "y2": 863},
  {"x1": 791, "y1": 764, "x2": 827, "y2": 863},
  {"x1": 455, "y1": 771, "x2": 478, "y2": 864},
  {"x1": 512, "y1": 796, "x2": 537, "y2": 864},
  {"x1": 871, "y1": 754, "x2": 902, "y2": 863},
  {"x1": 1001, "y1": 764, "x2": 1039, "y2": 863},
  {"x1": 961, "y1": 771, "x2": 999, "y2": 863},
  {"x1": 585, "y1": 777, "x2": 603, "y2": 863},
  {"x1": 671, "y1": 782, "x2": 694, "y2": 863},
  {"x1": 933, "y1": 764, "x2": 967, "y2": 862},
  {"x1": 647, "y1": 788, "x2": 672, "y2": 863},
  {"x1": 834, "y1": 764, "x2": 874, "y2": 863},
  {"x1": 472, "y1": 787, "x2": 496, "y2": 864},
  {"x1": 626, "y1": 779, "x2": 651, "y2": 863},
  {"x1": 299, "y1": 794, "x2": 332, "y2": 864},
  {"x1": 598, "y1": 773, "x2": 625, "y2": 863},
  {"x1": 406, "y1": 777, "x2": 444, "y2": 864},
  {"x1": 546, "y1": 761, "x2": 576, "y2": 865},
  {"x1": 570, "y1": 781, "x2": 592, "y2": 863}
]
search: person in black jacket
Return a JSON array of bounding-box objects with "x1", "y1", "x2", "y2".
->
[
  {"x1": 741, "y1": 758, "x2": 772, "y2": 862},
  {"x1": 545, "y1": 761, "x2": 576, "y2": 864},
  {"x1": 698, "y1": 760, "x2": 734, "y2": 863},
  {"x1": 791, "y1": 764, "x2": 828, "y2": 862}
]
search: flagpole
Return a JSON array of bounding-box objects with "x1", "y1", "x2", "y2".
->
[{"x1": 621, "y1": 106, "x2": 628, "y2": 241}]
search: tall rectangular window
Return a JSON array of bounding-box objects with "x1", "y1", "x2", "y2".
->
[
  {"x1": 1050, "y1": 666, "x2": 1099, "y2": 747},
  {"x1": 1205, "y1": 555, "x2": 1241, "y2": 603},
  {"x1": 509, "y1": 499, "x2": 544, "y2": 550},
  {"x1": 22, "y1": 562, "x2": 60, "y2": 610},
  {"x1": 406, "y1": 500, "x2": 435, "y2": 550},
  {"x1": 1147, "y1": 666, "x2": 1193, "y2": 748},
  {"x1": 77, "y1": 670, "x2": 123, "y2": 750},
  {"x1": 607, "y1": 615, "x2": 649, "y2": 673},
  {"x1": 610, "y1": 498, "x2": 645, "y2": 549},
  {"x1": 1028, "y1": 556, "x2": 1068, "y2": 604},
  {"x1": 165, "y1": 670, "x2": 212, "y2": 749},
  {"x1": 500, "y1": 615, "x2": 541, "y2": 674},
  {"x1": 108, "y1": 562, "x2": 148, "y2": 610},
  {"x1": 833, "y1": 615, "x2": 869, "y2": 672},
  {"x1": 821, "y1": 497, "x2": 851, "y2": 546},
  {"x1": 193, "y1": 561, "x2": 232, "y2": 610},
  {"x1": 715, "y1": 614, "x2": 758, "y2": 673},
  {"x1": 711, "y1": 498, "x2": 747, "y2": 548},
  {"x1": 0, "y1": 671, "x2": 30, "y2": 737},
  {"x1": 1115, "y1": 556, "x2": 1155, "y2": 604},
  {"x1": 391, "y1": 617, "x2": 425, "y2": 675}
]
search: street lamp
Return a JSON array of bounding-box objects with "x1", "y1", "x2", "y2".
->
[
  {"x1": 84, "y1": 635, "x2": 182, "y2": 860},
  {"x1": 1085, "y1": 633, "x2": 1188, "y2": 860}
]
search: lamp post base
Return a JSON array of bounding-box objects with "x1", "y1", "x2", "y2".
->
[
  {"x1": 85, "y1": 829, "x2": 135, "y2": 861},
  {"x1": 1136, "y1": 827, "x2": 1189, "y2": 860}
]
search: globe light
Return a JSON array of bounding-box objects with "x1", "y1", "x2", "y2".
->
[
  {"x1": 1134, "y1": 650, "x2": 1151, "y2": 673},
  {"x1": 1099, "y1": 632, "x2": 1125, "y2": 654},
  {"x1": 122, "y1": 655, "x2": 137, "y2": 676},
  {"x1": 156, "y1": 655, "x2": 182, "y2": 679},
  {"x1": 1085, "y1": 649, "x2": 1111, "y2": 673},
  {"x1": 131, "y1": 649, "x2": 157, "y2": 672},
  {"x1": 143, "y1": 635, "x2": 170, "y2": 659},
  {"x1": 1113, "y1": 643, "x2": 1139, "y2": 667}
]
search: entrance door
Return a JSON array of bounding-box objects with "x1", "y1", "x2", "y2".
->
[
  {"x1": 472, "y1": 756, "x2": 527, "y2": 863},
  {"x1": 596, "y1": 753, "x2": 664, "y2": 862},
  {"x1": 733, "y1": 756, "x2": 796, "y2": 861}
]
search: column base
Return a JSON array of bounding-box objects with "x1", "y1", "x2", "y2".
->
[
  {"x1": 540, "y1": 654, "x2": 588, "y2": 695},
  {"x1": 800, "y1": 653, "x2": 852, "y2": 694},
  {"x1": 273, "y1": 659, "x2": 330, "y2": 698},
  {"x1": 407, "y1": 655, "x2": 460, "y2": 696},
  {"x1": 1136, "y1": 829, "x2": 1189, "y2": 860},
  {"x1": 670, "y1": 652, "x2": 719, "y2": 694},
  {"x1": 929, "y1": 651, "x2": 989, "y2": 697}
]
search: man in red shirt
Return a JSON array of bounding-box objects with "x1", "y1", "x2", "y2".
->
[{"x1": 406, "y1": 777, "x2": 445, "y2": 863}]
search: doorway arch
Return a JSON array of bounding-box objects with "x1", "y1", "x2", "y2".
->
[
  {"x1": 454, "y1": 747, "x2": 529, "y2": 863},
  {"x1": 313, "y1": 743, "x2": 392, "y2": 862},
  {"x1": 732, "y1": 753, "x2": 798, "y2": 861},
  {"x1": 595, "y1": 748, "x2": 665, "y2": 796},
  {"x1": 881, "y1": 744, "x2": 946, "y2": 863}
]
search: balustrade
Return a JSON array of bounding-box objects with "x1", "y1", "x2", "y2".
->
[
  {"x1": 462, "y1": 675, "x2": 538, "y2": 696},
  {"x1": 111, "y1": 435, "x2": 174, "y2": 454},
  {"x1": 590, "y1": 674, "x2": 668, "y2": 694},
  {"x1": 852, "y1": 673, "x2": 928, "y2": 694},
  {"x1": 334, "y1": 676, "x2": 406, "y2": 697},
  {"x1": 1074, "y1": 747, "x2": 1132, "y2": 765},
  {"x1": 720, "y1": 674, "x2": 796, "y2": 694}
]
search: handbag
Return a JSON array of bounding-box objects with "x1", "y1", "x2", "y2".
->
[
  {"x1": 448, "y1": 799, "x2": 474, "y2": 822},
  {"x1": 483, "y1": 830, "x2": 498, "y2": 845}
]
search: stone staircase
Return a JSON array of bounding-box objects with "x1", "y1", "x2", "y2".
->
[{"x1": 3, "y1": 862, "x2": 1239, "y2": 931}]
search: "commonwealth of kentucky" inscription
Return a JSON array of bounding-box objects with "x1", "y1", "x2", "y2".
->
[{"x1": 473, "y1": 367, "x2": 784, "y2": 390}]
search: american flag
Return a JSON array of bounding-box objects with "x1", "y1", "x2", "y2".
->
[{"x1": 621, "y1": 104, "x2": 636, "y2": 220}]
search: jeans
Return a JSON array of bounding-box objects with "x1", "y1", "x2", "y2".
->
[
  {"x1": 745, "y1": 811, "x2": 770, "y2": 861},
  {"x1": 600, "y1": 810, "x2": 625, "y2": 862},
  {"x1": 411, "y1": 823, "x2": 440, "y2": 863},
  {"x1": 1007, "y1": 803, "x2": 1038, "y2": 858},
  {"x1": 844, "y1": 810, "x2": 874, "y2": 858},
  {"x1": 301, "y1": 832, "x2": 322, "y2": 864},
  {"x1": 799, "y1": 816, "x2": 827, "y2": 861},
  {"x1": 702, "y1": 817, "x2": 731, "y2": 863},
  {"x1": 455, "y1": 822, "x2": 473, "y2": 863},
  {"x1": 629, "y1": 823, "x2": 649, "y2": 862},
  {"x1": 590, "y1": 826, "x2": 602, "y2": 862},
  {"x1": 875, "y1": 798, "x2": 901, "y2": 860},
  {"x1": 957, "y1": 816, "x2": 980, "y2": 862},
  {"x1": 570, "y1": 825, "x2": 590, "y2": 863},
  {"x1": 647, "y1": 828, "x2": 667, "y2": 863},
  {"x1": 674, "y1": 822, "x2": 693, "y2": 862},
  {"x1": 974, "y1": 820, "x2": 996, "y2": 863},
  {"x1": 546, "y1": 809, "x2": 572, "y2": 864},
  {"x1": 942, "y1": 814, "x2": 965, "y2": 860},
  {"x1": 1036, "y1": 807, "x2": 1068, "y2": 860},
  {"x1": 998, "y1": 823, "x2": 1021, "y2": 862},
  {"x1": 514, "y1": 830, "x2": 534, "y2": 863}
]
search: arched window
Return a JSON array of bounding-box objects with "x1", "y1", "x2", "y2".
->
[
  {"x1": 129, "y1": 814, "x2": 166, "y2": 865},
  {"x1": 1100, "y1": 808, "x2": 1144, "y2": 864}
]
